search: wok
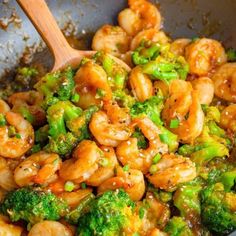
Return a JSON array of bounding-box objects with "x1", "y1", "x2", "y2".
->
[
  {"x1": 0, "y1": 0, "x2": 236, "y2": 235},
  {"x1": 1, "y1": 0, "x2": 236, "y2": 77}
]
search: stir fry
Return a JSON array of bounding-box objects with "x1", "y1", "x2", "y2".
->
[{"x1": 0, "y1": 0, "x2": 235, "y2": 235}]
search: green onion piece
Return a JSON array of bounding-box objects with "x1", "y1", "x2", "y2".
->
[
  {"x1": 15, "y1": 133, "x2": 22, "y2": 139},
  {"x1": 149, "y1": 165, "x2": 158, "y2": 174},
  {"x1": 71, "y1": 93, "x2": 80, "y2": 103},
  {"x1": 81, "y1": 183, "x2": 87, "y2": 189},
  {"x1": 31, "y1": 144, "x2": 41, "y2": 154},
  {"x1": 170, "y1": 118, "x2": 180, "y2": 128},
  {"x1": 226, "y1": 48, "x2": 236, "y2": 62},
  {"x1": 95, "y1": 88, "x2": 106, "y2": 99},
  {"x1": 138, "y1": 207, "x2": 145, "y2": 219},
  {"x1": 123, "y1": 165, "x2": 129, "y2": 172},
  {"x1": 0, "y1": 114, "x2": 6, "y2": 126},
  {"x1": 132, "y1": 233, "x2": 140, "y2": 236},
  {"x1": 152, "y1": 153, "x2": 161, "y2": 164},
  {"x1": 159, "y1": 133, "x2": 169, "y2": 143},
  {"x1": 64, "y1": 181, "x2": 75, "y2": 192}
]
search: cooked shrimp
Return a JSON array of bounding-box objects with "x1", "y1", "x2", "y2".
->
[
  {"x1": 103, "y1": 101, "x2": 131, "y2": 125},
  {"x1": 149, "y1": 228, "x2": 168, "y2": 236},
  {"x1": 86, "y1": 146, "x2": 118, "y2": 186},
  {"x1": 14, "y1": 151, "x2": 61, "y2": 187},
  {"x1": 117, "y1": 117, "x2": 168, "y2": 174},
  {"x1": 89, "y1": 111, "x2": 132, "y2": 147},
  {"x1": 0, "y1": 112, "x2": 34, "y2": 158},
  {"x1": 212, "y1": 63, "x2": 236, "y2": 102},
  {"x1": 58, "y1": 189, "x2": 93, "y2": 208},
  {"x1": 92, "y1": 24, "x2": 131, "y2": 57},
  {"x1": 28, "y1": 221, "x2": 72, "y2": 236},
  {"x1": 162, "y1": 80, "x2": 204, "y2": 143},
  {"x1": 220, "y1": 104, "x2": 236, "y2": 133},
  {"x1": 185, "y1": 38, "x2": 227, "y2": 76},
  {"x1": 130, "y1": 29, "x2": 170, "y2": 50},
  {"x1": 8, "y1": 90, "x2": 46, "y2": 126},
  {"x1": 98, "y1": 166, "x2": 145, "y2": 201},
  {"x1": 0, "y1": 156, "x2": 17, "y2": 190},
  {"x1": 129, "y1": 66, "x2": 153, "y2": 102},
  {"x1": 0, "y1": 99, "x2": 10, "y2": 114},
  {"x1": 153, "y1": 80, "x2": 169, "y2": 97},
  {"x1": 170, "y1": 38, "x2": 191, "y2": 56},
  {"x1": 190, "y1": 77, "x2": 214, "y2": 105},
  {"x1": 147, "y1": 153, "x2": 197, "y2": 190},
  {"x1": 118, "y1": 0, "x2": 161, "y2": 36},
  {"x1": 138, "y1": 192, "x2": 170, "y2": 234},
  {"x1": 59, "y1": 140, "x2": 102, "y2": 182},
  {"x1": 0, "y1": 216, "x2": 23, "y2": 236},
  {"x1": 74, "y1": 61, "x2": 112, "y2": 109}
]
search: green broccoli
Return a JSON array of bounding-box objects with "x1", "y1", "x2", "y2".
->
[
  {"x1": 45, "y1": 101, "x2": 98, "y2": 156},
  {"x1": 35, "y1": 66, "x2": 75, "y2": 108},
  {"x1": 226, "y1": 48, "x2": 236, "y2": 62},
  {"x1": 0, "y1": 187, "x2": 68, "y2": 226},
  {"x1": 164, "y1": 217, "x2": 193, "y2": 236},
  {"x1": 200, "y1": 181, "x2": 236, "y2": 234},
  {"x1": 93, "y1": 52, "x2": 128, "y2": 90},
  {"x1": 130, "y1": 95, "x2": 178, "y2": 152},
  {"x1": 76, "y1": 189, "x2": 135, "y2": 236},
  {"x1": 179, "y1": 106, "x2": 230, "y2": 165},
  {"x1": 15, "y1": 67, "x2": 39, "y2": 88},
  {"x1": 132, "y1": 128, "x2": 148, "y2": 149},
  {"x1": 132, "y1": 41, "x2": 161, "y2": 65},
  {"x1": 112, "y1": 90, "x2": 135, "y2": 108}
]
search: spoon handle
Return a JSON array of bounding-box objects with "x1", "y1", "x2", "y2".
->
[{"x1": 16, "y1": 0, "x2": 77, "y2": 70}]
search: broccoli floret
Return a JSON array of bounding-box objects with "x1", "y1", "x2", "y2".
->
[
  {"x1": 131, "y1": 95, "x2": 164, "y2": 126},
  {"x1": 227, "y1": 48, "x2": 236, "y2": 62},
  {"x1": 35, "y1": 66, "x2": 75, "y2": 108},
  {"x1": 131, "y1": 95, "x2": 178, "y2": 152},
  {"x1": 0, "y1": 187, "x2": 68, "y2": 226},
  {"x1": 164, "y1": 217, "x2": 193, "y2": 236},
  {"x1": 76, "y1": 189, "x2": 136, "y2": 236},
  {"x1": 45, "y1": 101, "x2": 83, "y2": 155},
  {"x1": 132, "y1": 128, "x2": 148, "y2": 149},
  {"x1": 112, "y1": 90, "x2": 135, "y2": 108},
  {"x1": 201, "y1": 181, "x2": 236, "y2": 234},
  {"x1": 94, "y1": 52, "x2": 128, "y2": 90},
  {"x1": 179, "y1": 106, "x2": 230, "y2": 165},
  {"x1": 15, "y1": 67, "x2": 39, "y2": 88},
  {"x1": 132, "y1": 41, "x2": 161, "y2": 65}
]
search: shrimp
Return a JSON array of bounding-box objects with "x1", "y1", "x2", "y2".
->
[
  {"x1": 89, "y1": 111, "x2": 132, "y2": 147},
  {"x1": 86, "y1": 146, "x2": 118, "y2": 186},
  {"x1": 130, "y1": 29, "x2": 170, "y2": 50},
  {"x1": 0, "y1": 99, "x2": 10, "y2": 114},
  {"x1": 58, "y1": 189, "x2": 93, "y2": 209},
  {"x1": 129, "y1": 66, "x2": 153, "y2": 102},
  {"x1": 147, "y1": 153, "x2": 197, "y2": 190},
  {"x1": 170, "y1": 38, "x2": 191, "y2": 56},
  {"x1": 8, "y1": 90, "x2": 46, "y2": 126},
  {"x1": 149, "y1": 228, "x2": 168, "y2": 236},
  {"x1": 28, "y1": 221, "x2": 72, "y2": 236},
  {"x1": 116, "y1": 117, "x2": 168, "y2": 174},
  {"x1": 103, "y1": 101, "x2": 131, "y2": 125},
  {"x1": 162, "y1": 80, "x2": 204, "y2": 143},
  {"x1": 190, "y1": 77, "x2": 214, "y2": 105},
  {"x1": 185, "y1": 38, "x2": 227, "y2": 76},
  {"x1": 118, "y1": 0, "x2": 161, "y2": 36},
  {"x1": 98, "y1": 166, "x2": 145, "y2": 201},
  {"x1": 92, "y1": 24, "x2": 131, "y2": 57},
  {"x1": 138, "y1": 192, "x2": 170, "y2": 234},
  {"x1": 153, "y1": 80, "x2": 169, "y2": 97},
  {"x1": 59, "y1": 140, "x2": 102, "y2": 182},
  {"x1": 14, "y1": 151, "x2": 61, "y2": 187},
  {"x1": 212, "y1": 63, "x2": 236, "y2": 102},
  {"x1": 0, "y1": 156, "x2": 17, "y2": 190},
  {"x1": 220, "y1": 104, "x2": 236, "y2": 133},
  {"x1": 0, "y1": 112, "x2": 34, "y2": 158},
  {"x1": 74, "y1": 61, "x2": 112, "y2": 109},
  {"x1": 0, "y1": 216, "x2": 23, "y2": 236}
]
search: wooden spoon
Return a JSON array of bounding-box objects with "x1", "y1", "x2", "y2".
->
[{"x1": 16, "y1": 0, "x2": 130, "y2": 72}]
